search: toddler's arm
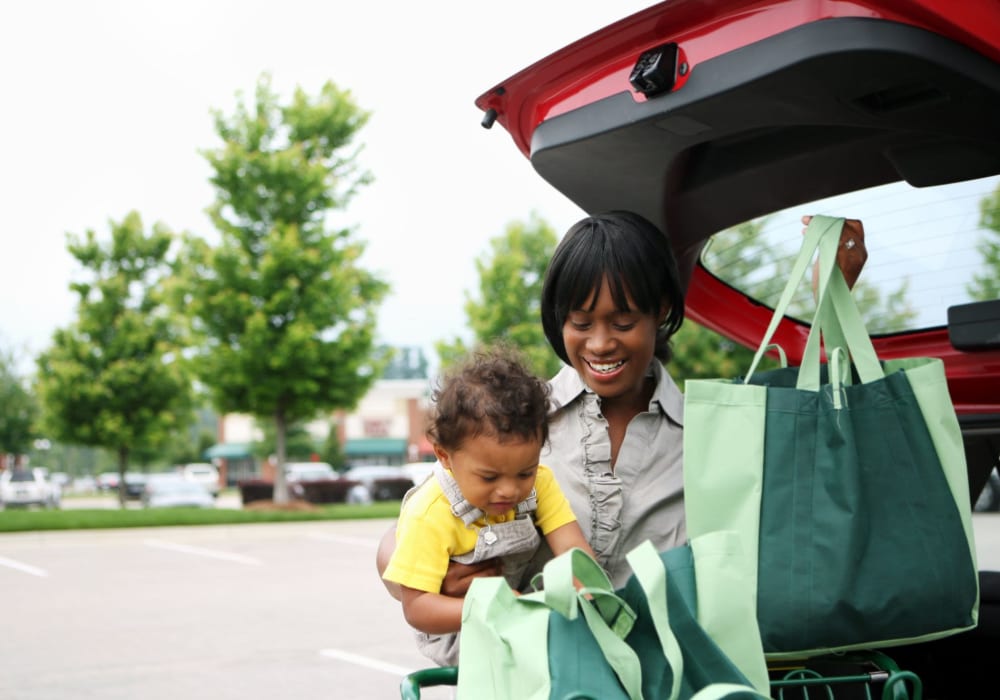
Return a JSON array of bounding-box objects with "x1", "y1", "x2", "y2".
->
[
  {"x1": 545, "y1": 521, "x2": 596, "y2": 560},
  {"x1": 546, "y1": 521, "x2": 599, "y2": 592}
]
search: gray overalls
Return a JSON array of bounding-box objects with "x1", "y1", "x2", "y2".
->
[{"x1": 413, "y1": 464, "x2": 541, "y2": 667}]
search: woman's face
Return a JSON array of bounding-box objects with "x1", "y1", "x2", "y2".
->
[{"x1": 562, "y1": 275, "x2": 663, "y2": 405}]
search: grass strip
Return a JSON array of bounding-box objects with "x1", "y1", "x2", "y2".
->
[{"x1": 0, "y1": 501, "x2": 401, "y2": 533}]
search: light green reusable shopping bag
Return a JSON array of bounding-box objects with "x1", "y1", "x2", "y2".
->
[
  {"x1": 683, "y1": 215, "x2": 979, "y2": 659},
  {"x1": 457, "y1": 541, "x2": 770, "y2": 700},
  {"x1": 457, "y1": 548, "x2": 644, "y2": 700}
]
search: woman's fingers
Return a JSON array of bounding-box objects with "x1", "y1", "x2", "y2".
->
[
  {"x1": 838, "y1": 219, "x2": 867, "y2": 290},
  {"x1": 804, "y1": 215, "x2": 868, "y2": 291}
]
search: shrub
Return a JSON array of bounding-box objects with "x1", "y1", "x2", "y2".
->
[
  {"x1": 238, "y1": 478, "x2": 362, "y2": 504},
  {"x1": 371, "y1": 477, "x2": 415, "y2": 501},
  {"x1": 238, "y1": 479, "x2": 274, "y2": 504},
  {"x1": 294, "y1": 478, "x2": 360, "y2": 504}
]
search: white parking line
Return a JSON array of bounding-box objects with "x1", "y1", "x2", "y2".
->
[
  {"x1": 307, "y1": 533, "x2": 379, "y2": 547},
  {"x1": 143, "y1": 538, "x2": 262, "y2": 565},
  {"x1": 318, "y1": 648, "x2": 413, "y2": 676},
  {"x1": 0, "y1": 555, "x2": 48, "y2": 577}
]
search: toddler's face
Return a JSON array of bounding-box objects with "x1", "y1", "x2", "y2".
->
[{"x1": 434, "y1": 433, "x2": 542, "y2": 516}]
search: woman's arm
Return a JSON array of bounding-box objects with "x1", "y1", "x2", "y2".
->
[
  {"x1": 400, "y1": 585, "x2": 467, "y2": 635},
  {"x1": 376, "y1": 525, "x2": 403, "y2": 600},
  {"x1": 377, "y1": 524, "x2": 503, "y2": 601}
]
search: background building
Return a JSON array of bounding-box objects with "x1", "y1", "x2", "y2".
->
[{"x1": 208, "y1": 377, "x2": 434, "y2": 485}]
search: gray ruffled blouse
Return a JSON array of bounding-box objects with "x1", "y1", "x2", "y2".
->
[{"x1": 541, "y1": 361, "x2": 686, "y2": 588}]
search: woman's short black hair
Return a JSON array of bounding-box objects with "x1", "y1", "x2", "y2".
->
[{"x1": 541, "y1": 210, "x2": 685, "y2": 365}]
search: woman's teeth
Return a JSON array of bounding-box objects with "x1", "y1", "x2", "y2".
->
[{"x1": 589, "y1": 360, "x2": 624, "y2": 373}]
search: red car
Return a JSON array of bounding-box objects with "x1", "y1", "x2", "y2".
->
[{"x1": 473, "y1": 0, "x2": 999, "y2": 696}]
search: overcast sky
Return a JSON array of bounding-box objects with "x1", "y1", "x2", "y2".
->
[{"x1": 0, "y1": 0, "x2": 655, "y2": 375}]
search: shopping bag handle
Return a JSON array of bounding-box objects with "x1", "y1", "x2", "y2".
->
[
  {"x1": 541, "y1": 548, "x2": 644, "y2": 700},
  {"x1": 543, "y1": 547, "x2": 618, "y2": 619},
  {"x1": 627, "y1": 541, "x2": 684, "y2": 700},
  {"x1": 627, "y1": 540, "x2": 772, "y2": 700},
  {"x1": 744, "y1": 215, "x2": 882, "y2": 390},
  {"x1": 798, "y1": 224, "x2": 882, "y2": 390}
]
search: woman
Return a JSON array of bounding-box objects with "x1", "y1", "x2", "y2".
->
[{"x1": 377, "y1": 210, "x2": 867, "y2": 591}]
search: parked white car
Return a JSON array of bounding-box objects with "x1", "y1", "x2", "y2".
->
[
  {"x1": 400, "y1": 461, "x2": 436, "y2": 488},
  {"x1": 143, "y1": 474, "x2": 215, "y2": 509},
  {"x1": 343, "y1": 465, "x2": 415, "y2": 502},
  {"x1": 283, "y1": 462, "x2": 337, "y2": 482},
  {"x1": 181, "y1": 463, "x2": 221, "y2": 497},
  {"x1": 0, "y1": 467, "x2": 60, "y2": 509}
]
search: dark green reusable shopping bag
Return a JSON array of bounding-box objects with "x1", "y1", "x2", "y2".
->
[
  {"x1": 457, "y1": 548, "x2": 644, "y2": 700},
  {"x1": 684, "y1": 215, "x2": 980, "y2": 659},
  {"x1": 457, "y1": 539, "x2": 770, "y2": 700},
  {"x1": 613, "y1": 535, "x2": 770, "y2": 700}
]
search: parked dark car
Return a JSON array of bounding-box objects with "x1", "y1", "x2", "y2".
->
[
  {"x1": 122, "y1": 473, "x2": 148, "y2": 500},
  {"x1": 473, "y1": 1, "x2": 1000, "y2": 696}
]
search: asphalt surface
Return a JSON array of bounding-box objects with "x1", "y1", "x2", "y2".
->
[
  {"x1": 2, "y1": 501, "x2": 998, "y2": 700},
  {"x1": 0, "y1": 517, "x2": 452, "y2": 700}
]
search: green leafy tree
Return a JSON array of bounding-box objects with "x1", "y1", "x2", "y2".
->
[
  {"x1": 381, "y1": 345, "x2": 429, "y2": 379},
  {"x1": 173, "y1": 74, "x2": 388, "y2": 503},
  {"x1": 35, "y1": 212, "x2": 192, "y2": 505},
  {"x1": 253, "y1": 419, "x2": 318, "y2": 462},
  {"x1": 436, "y1": 214, "x2": 562, "y2": 378},
  {"x1": 161, "y1": 404, "x2": 219, "y2": 467},
  {"x1": 969, "y1": 183, "x2": 1000, "y2": 300},
  {"x1": 24, "y1": 442, "x2": 112, "y2": 477},
  {"x1": 670, "y1": 219, "x2": 786, "y2": 384},
  {"x1": 320, "y1": 423, "x2": 347, "y2": 470},
  {"x1": 0, "y1": 343, "x2": 38, "y2": 462}
]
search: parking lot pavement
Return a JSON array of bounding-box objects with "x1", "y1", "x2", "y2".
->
[
  {"x1": 4, "y1": 505, "x2": 996, "y2": 699},
  {"x1": 0, "y1": 518, "x2": 453, "y2": 700}
]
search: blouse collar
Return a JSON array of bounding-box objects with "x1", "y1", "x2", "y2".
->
[{"x1": 548, "y1": 361, "x2": 683, "y2": 427}]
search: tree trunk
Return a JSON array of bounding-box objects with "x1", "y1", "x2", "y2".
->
[
  {"x1": 117, "y1": 447, "x2": 129, "y2": 509},
  {"x1": 273, "y1": 412, "x2": 289, "y2": 504}
]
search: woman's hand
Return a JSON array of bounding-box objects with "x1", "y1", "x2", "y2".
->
[
  {"x1": 803, "y1": 215, "x2": 868, "y2": 291},
  {"x1": 440, "y1": 558, "x2": 503, "y2": 598}
]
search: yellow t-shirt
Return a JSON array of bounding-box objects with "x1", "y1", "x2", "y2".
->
[{"x1": 382, "y1": 465, "x2": 577, "y2": 594}]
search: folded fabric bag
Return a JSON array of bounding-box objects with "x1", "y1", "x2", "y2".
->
[
  {"x1": 683, "y1": 215, "x2": 980, "y2": 659},
  {"x1": 457, "y1": 535, "x2": 770, "y2": 700}
]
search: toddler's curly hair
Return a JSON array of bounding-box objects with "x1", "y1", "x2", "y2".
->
[{"x1": 427, "y1": 343, "x2": 551, "y2": 452}]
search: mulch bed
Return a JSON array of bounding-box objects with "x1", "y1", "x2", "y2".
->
[{"x1": 242, "y1": 499, "x2": 321, "y2": 512}]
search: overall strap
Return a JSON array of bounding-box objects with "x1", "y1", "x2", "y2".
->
[{"x1": 433, "y1": 463, "x2": 537, "y2": 526}]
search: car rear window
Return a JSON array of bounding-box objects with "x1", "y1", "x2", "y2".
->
[{"x1": 700, "y1": 174, "x2": 1000, "y2": 334}]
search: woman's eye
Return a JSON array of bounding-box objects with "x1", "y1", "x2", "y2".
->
[
  {"x1": 613, "y1": 322, "x2": 637, "y2": 331},
  {"x1": 568, "y1": 320, "x2": 591, "y2": 330}
]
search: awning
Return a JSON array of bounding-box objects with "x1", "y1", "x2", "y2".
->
[
  {"x1": 344, "y1": 438, "x2": 408, "y2": 457},
  {"x1": 416, "y1": 436, "x2": 435, "y2": 457},
  {"x1": 203, "y1": 442, "x2": 252, "y2": 460}
]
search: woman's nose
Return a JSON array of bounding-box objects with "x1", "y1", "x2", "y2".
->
[{"x1": 586, "y1": 323, "x2": 615, "y2": 354}]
